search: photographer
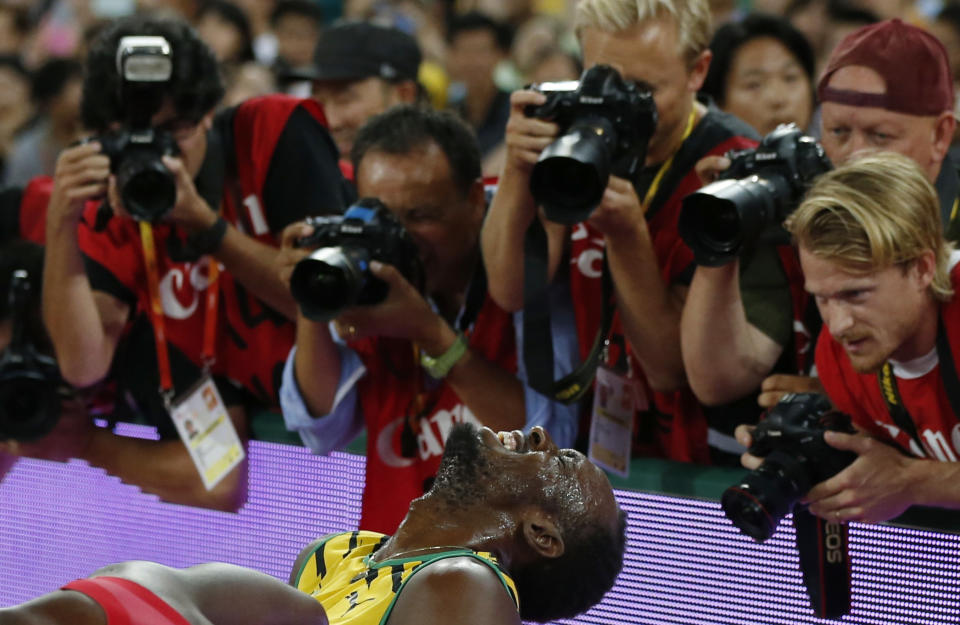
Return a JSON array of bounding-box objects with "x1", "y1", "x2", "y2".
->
[
  {"x1": 738, "y1": 152, "x2": 960, "y2": 524},
  {"x1": 279, "y1": 106, "x2": 577, "y2": 533},
  {"x1": 684, "y1": 18, "x2": 960, "y2": 413},
  {"x1": 41, "y1": 16, "x2": 350, "y2": 510},
  {"x1": 480, "y1": 0, "x2": 760, "y2": 463}
]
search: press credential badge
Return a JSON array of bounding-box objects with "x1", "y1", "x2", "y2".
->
[{"x1": 170, "y1": 375, "x2": 244, "y2": 490}]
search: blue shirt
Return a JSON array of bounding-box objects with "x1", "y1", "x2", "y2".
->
[{"x1": 280, "y1": 282, "x2": 581, "y2": 452}]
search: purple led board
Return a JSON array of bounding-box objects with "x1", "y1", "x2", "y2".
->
[{"x1": 1, "y1": 442, "x2": 959, "y2": 624}]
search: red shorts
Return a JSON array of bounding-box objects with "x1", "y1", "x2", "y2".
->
[{"x1": 62, "y1": 576, "x2": 191, "y2": 625}]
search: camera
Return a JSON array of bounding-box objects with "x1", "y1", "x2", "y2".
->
[
  {"x1": 525, "y1": 64, "x2": 657, "y2": 224},
  {"x1": 0, "y1": 270, "x2": 64, "y2": 441},
  {"x1": 679, "y1": 124, "x2": 831, "y2": 266},
  {"x1": 721, "y1": 392, "x2": 856, "y2": 543},
  {"x1": 90, "y1": 36, "x2": 180, "y2": 222},
  {"x1": 289, "y1": 198, "x2": 425, "y2": 322}
]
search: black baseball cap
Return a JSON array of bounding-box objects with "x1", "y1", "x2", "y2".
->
[{"x1": 287, "y1": 21, "x2": 422, "y2": 83}]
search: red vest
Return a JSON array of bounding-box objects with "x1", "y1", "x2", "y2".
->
[
  {"x1": 350, "y1": 295, "x2": 516, "y2": 533},
  {"x1": 569, "y1": 125, "x2": 756, "y2": 463},
  {"x1": 816, "y1": 262, "x2": 960, "y2": 461},
  {"x1": 78, "y1": 95, "x2": 327, "y2": 404}
]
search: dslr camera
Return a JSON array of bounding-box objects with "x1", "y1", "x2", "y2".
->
[
  {"x1": 89, "y1": 36, "x2": 180, "y2": 222},
  {"x1": 289, "y1": 198, "x2": 425, "y2": 322},
  {"x1": 722, "y1": 392, "x2": 856, "y2": 542},
  {"x1": 0, "y1": 270, "x2": 65, "y2": 441},
  {"x1": 721, "y1": 393, "x2": 858, "y2": 619},
  {"x1": 679, "y1": 124, "x2": 831, "y2": 266},
  {"x1": 525, "y1": 64, "x2": 657, "y2": 224}
]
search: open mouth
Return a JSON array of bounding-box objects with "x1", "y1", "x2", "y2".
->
[{"x1": 479, "y1": 427, "x2": 526, "y2": 453}]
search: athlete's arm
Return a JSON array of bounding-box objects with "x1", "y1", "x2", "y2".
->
[
  {"x1": 385, "y1": 557, "x2": 521, "y2": 625},
  {"x1": 43, "y1": 143, "x2": 129, "y2": 388},
  {"x1": 92, "y1": 560, "x2": 328, "y2": 625}
]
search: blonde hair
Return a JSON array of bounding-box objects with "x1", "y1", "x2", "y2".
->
[
  {"x1": 785, "y1": 151, "x2": 955, "y2": 301},
  {"x1": 574, "y1": 0, "x2": 712, "y2": 62}
]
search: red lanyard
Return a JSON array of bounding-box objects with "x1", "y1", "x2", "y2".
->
[{"x1": 139, "y1": 221, "x2": 219, "y2": 409}]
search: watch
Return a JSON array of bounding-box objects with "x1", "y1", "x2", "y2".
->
[
  {"x1": 420, "y1": 332, "x2": 468, "y2": 379},
  {"x1": 186, "y1": 216, "x2": 228, "y2": 256}
]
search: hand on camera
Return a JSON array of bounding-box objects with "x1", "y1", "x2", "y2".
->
[
  {"x1": 278, "y1": 221, "x2": 315, "y2": 289},
  {"x1": 503, "y1": 89, "x2": 559, "y2": 174},
  {"x1": 587, "y1": 175, "x2": 646, "y2": 241},
  {"x1": 734, "y1": 424, "x2": 762, "y2": 470},
  {"x1": 48, "y1": 142, "x2": 111, "y2": 225},
  {"x1": 758, "y1": 374, "x2": 825, "y2": 408},
  {"x1": 105, "y1": 155, "x2": 215, "y2": 232},
  {"x1": 805, "y1": 431, "x2": 918, "y2": 523},
  {"x1": 694, "y1": 154, "x2": 732, "y2": 186},
  {"x1": 333, "y1": 261, "x2": 449, "y2": 348}
]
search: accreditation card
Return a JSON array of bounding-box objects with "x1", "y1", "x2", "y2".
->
[{"x1": 170, "y1": 374, "x2": 245, "y2": 490}]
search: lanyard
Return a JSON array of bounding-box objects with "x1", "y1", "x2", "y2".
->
[
  {"x1": 641, "y1": 108, "x2": 698, "y2": 213},
  {"x1": 877, "y1": 315, "x2": 960, "y2": 454},
  {"x1": 139, "y1": 221, "x2": 220, "y2": 410}
]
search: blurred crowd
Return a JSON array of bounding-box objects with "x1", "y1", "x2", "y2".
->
[{"x1": 0, "y1": 0, "x2": 957, "y2": 543}]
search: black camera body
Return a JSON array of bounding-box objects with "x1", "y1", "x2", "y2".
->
[
  {"x1": 95, "y1": 127, "x2": 180, "y2": 222},
  {"x1": 0, "y1": 270, "x2": 64, "y2": 441},
  {"x1": 90, "y1": 35, "x2": 179, "y2": 222},
  {"x1": 722, "y1": 392, "x2": 856, "y2": 542},
  {"x1": 679, "y1": 123, "x2": 831, "y2": 266},
  {"x1": 525, "y1": 64, "x2": 658, "y2": 224},
  {"x1": 289, "y1": 198, "x2": 425, "y2": 322}
]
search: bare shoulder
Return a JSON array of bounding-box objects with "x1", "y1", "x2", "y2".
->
[{"x1": 386, "y1": 555, "x2": 521, "y2": 625}]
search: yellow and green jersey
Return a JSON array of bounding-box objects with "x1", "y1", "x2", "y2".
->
[{"x1": 292, "y1": 530, "x2": 520, "y2": 625}]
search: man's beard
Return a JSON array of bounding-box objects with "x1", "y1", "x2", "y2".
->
[{"x1": 428, "y1": 422, "x2": 492, "y2": 508}]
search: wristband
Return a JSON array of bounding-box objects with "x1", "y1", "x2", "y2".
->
[
  {"x1": 187, "y1": 216, "x2": 228, "y2": 256},
  {"x1": 420, "y1": 332, "x2": 468, "y2": 379}
]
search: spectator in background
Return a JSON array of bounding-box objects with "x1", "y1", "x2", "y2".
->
[
  {"x1": 0, "y1": 56, "x2": 32, "y2": 181},
  {"x1": 231, "y1": 0, "x2": 279, "y2": 65},
  {"x1": 195, "y1": 0, "x2": 255, "y2": 65},
  {"x1": 445, "y1": 11, "x2": 513, "y2": 173},
  {"x1": 700, "y1": 13, "x2": 816, "y2": 136},
  {"x1": 930, "y1": 4, "x2": 960, "y2": 160},
  {"x1": 270, "y1": 0, "x2": 324, "y2": 80},
  {"x1": 291, "y1": 21, "x2": 423, "y2": 172},
  {"x1": 786, "y1": 0, "x2": 878, "y2": 79},
  {"x1": 3, "y1": 58, "x2": 84, "y2": 186},
  {"x1": 0, "y1": 4, "x2": 31, "y2": 57},
  {"x1": 525, "y1": 45, "x2": 581, "y2": 84},
  {"x1": 280, "y1": 106, "x2": 578, "y2": 533}
]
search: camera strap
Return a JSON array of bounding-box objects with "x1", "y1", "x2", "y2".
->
[
  {"x1": 522, "y1": 218, "x2": 614, "y2": 404},
  {"x1": 877, "y1": 314, "x2": 960, "y2": 454},
  {"x1": 139, "y1": 222, "x2": 220, "y2": 411},
  {"x1": 793, "y1": 508, "x2": 851, "y2": 619}
]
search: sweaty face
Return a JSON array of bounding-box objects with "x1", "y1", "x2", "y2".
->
[
  {"x1": 430, "y1": 423, "x2": 619, "y2": 531},
  {"x1": 355, "y1": 144, "x2": 483, "y2": 295},
  {"x1": 820, "y1": 65, "x2": 944, "y2": 181},
  {"x1": 800, "y1": 247, "x2": 935, "y2": 373},
  {"x1": 722, "y1": 37, "x2": 813, "y2": 136},
  {"x1": 579, "y1": 17, "x2": 705, "y2": 166},
  {"x1": 312, "y1": 77, "x2": 401, "y2": 157}
]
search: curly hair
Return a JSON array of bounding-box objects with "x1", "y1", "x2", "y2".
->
[
  {"x1": 510, "y1": 508, "x2": 628, "y2": 622},
  {"x1": 81, "y1": 15, "x2": 224, "y2": 132}
]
